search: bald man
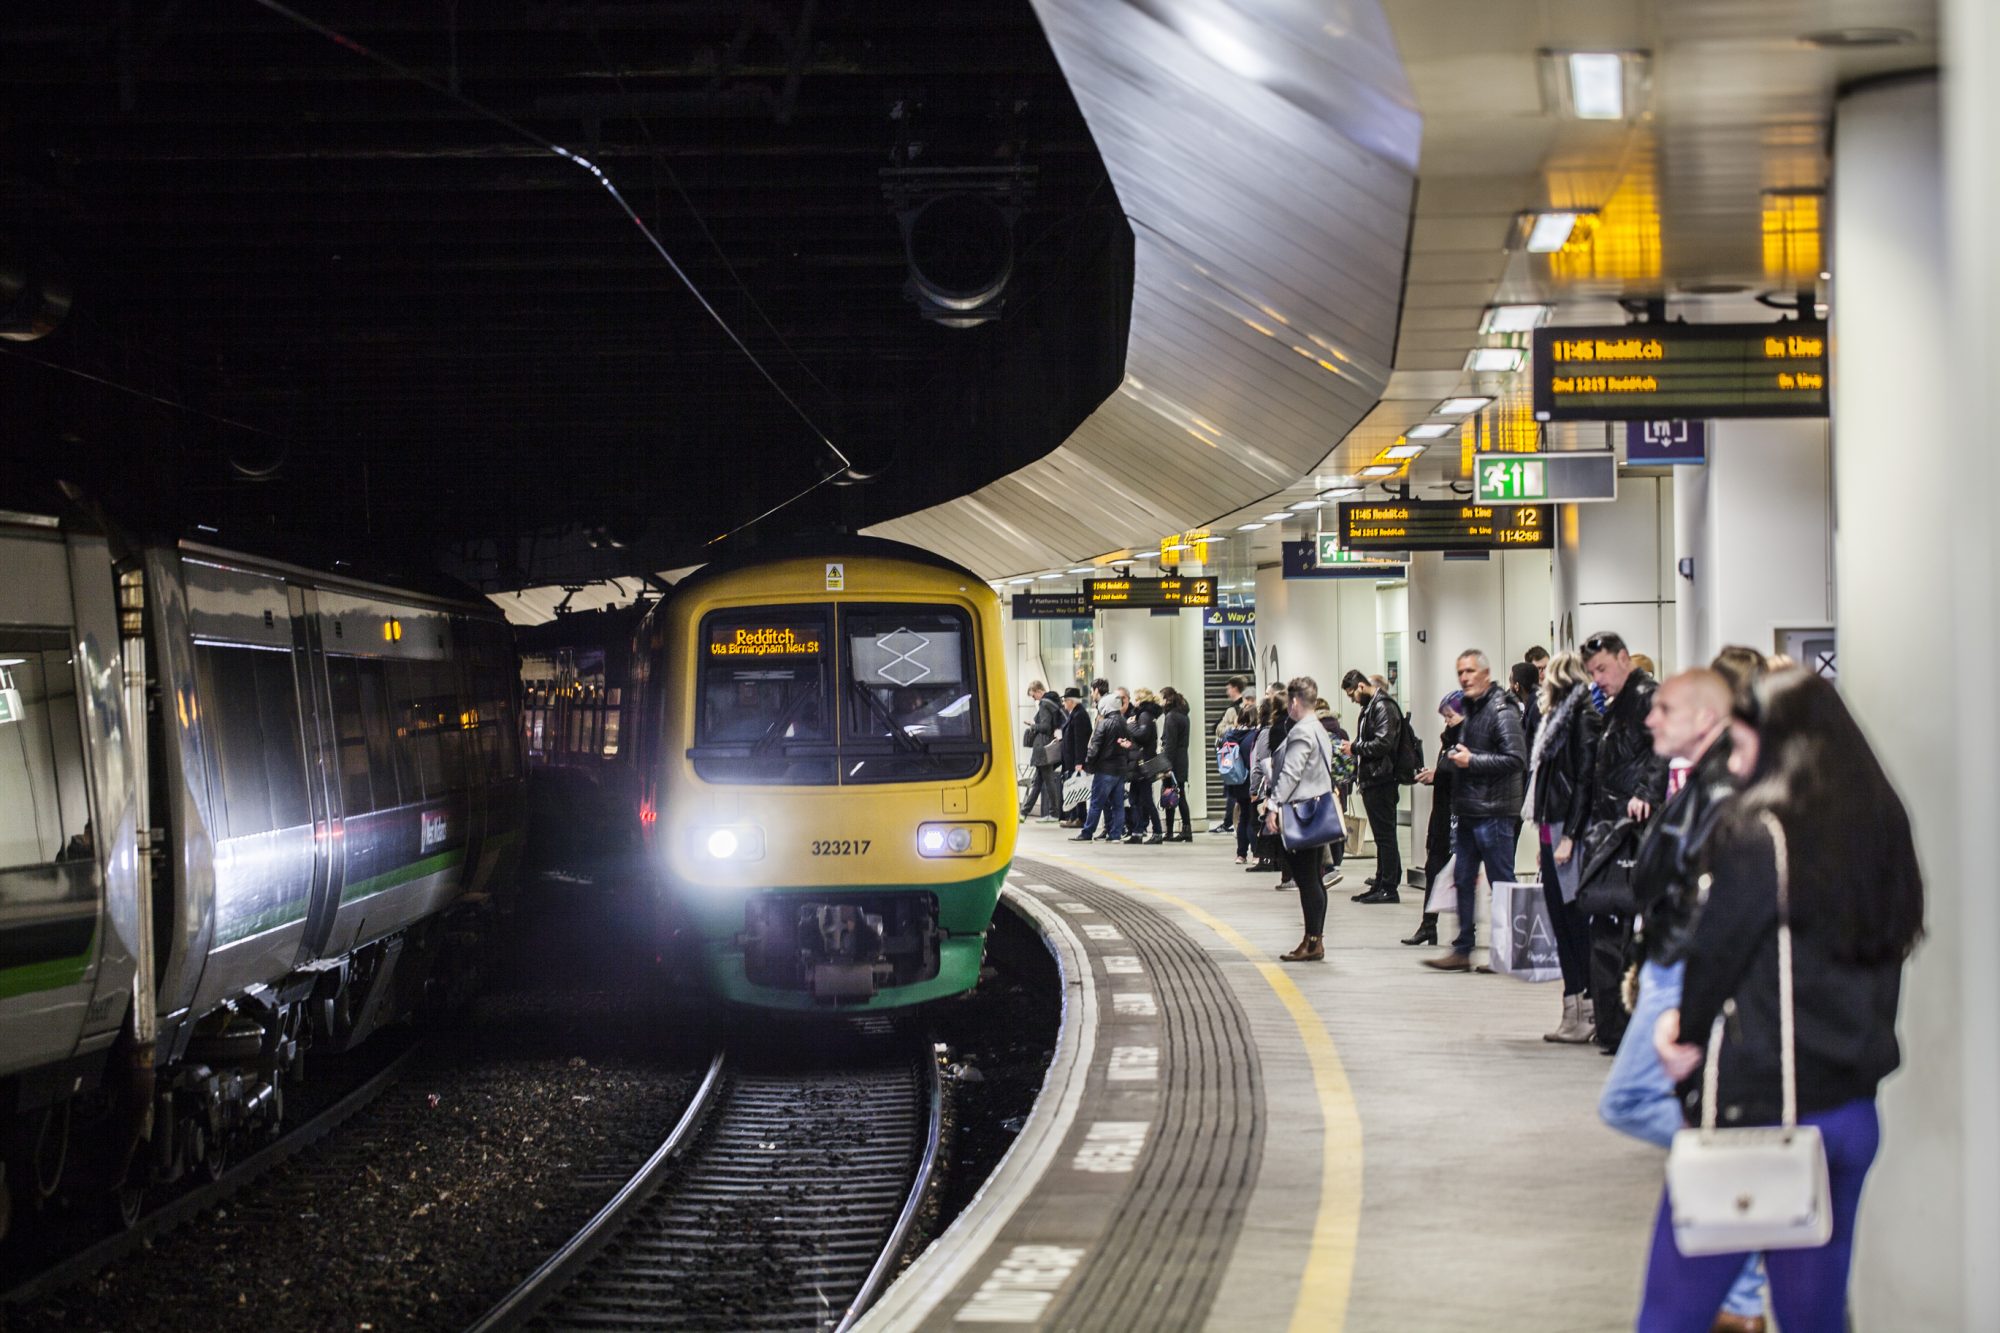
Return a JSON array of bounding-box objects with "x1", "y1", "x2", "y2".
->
[{"x1": 1599, "y1": 664, "x2": 1768, "y2": 1326}]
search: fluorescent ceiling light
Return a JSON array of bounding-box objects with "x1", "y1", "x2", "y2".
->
[
  {"x1": 1038, "y1": 573, "x2": 1064, "y2": 580},
  {"x1": 1235, "y1": 522, "x2": 1266, "y2": 531},
  {"x1": 1568, "y1": 52, "x2": 1624, "y2": 118},
  {"x1": 1435, "y1": 396, "x2": 1493, "y2": 416},
  {"x1": 1481, "y1": 304, "x2": 1550, "y2": 334},
  {"x1": 1318, "y1": 486, "x2": 1362, "y2": 499},
  {"x1": 1406, "y1": 422, "x2": 1456, "y2": 439},
  {"x1": 1067, "y1": 566, "x2": 1093, "y2": 574},
  {"x1": 1360, "y1": 464, "x2": 1402, "y2": 478},
  {"x1": 1008, "y1": 577, "x2": 1035, "y2": 585},
  {"x1": 1466, "y1": 347, "x2": 1526, "y2": 373},
  {"x1": 1131, "y1": 550, "x2": 1159, "y2": 559},
  {"x1": 1381, "y1": 444, "x2": 1426, "y2": 461},
  {"x1": 1289, "y1": 500, "x2": 1323, "y2": 510},
  {"x1": 1260, "y1": 512, "x2": 1291, "y2": 522},
  {"x1": 1525, "y1": 212, "x2": 1581, "y2": 252}
]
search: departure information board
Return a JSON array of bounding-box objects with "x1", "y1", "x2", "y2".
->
[
  {"x1": 1337, "y1": 501, "x2": 1553, "y2": 552},
  {"x1": 1085, "y1": 576, "x2": 1218, "y2": 609},
  {"x1": 1011, "y1": 592, "x2": 1089, "y2": 620},
  {"x1": 1531, "y1": 321, "x2": 1828, "y2": 421}
]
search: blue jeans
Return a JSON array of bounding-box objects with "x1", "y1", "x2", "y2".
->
[
  {"x1": 1450, "y1": 815, "x2": 1519, "y2": 954},
  {"x1": 1081, "y1": 773, "x2": 1126, "y2": 840},
  {"x1": 1639, "y1": 1098, "x2": 1878, "y2": 1332},
  {"x1": 1604, "y1": 960, "x2": 1766, "y2": 1321}
]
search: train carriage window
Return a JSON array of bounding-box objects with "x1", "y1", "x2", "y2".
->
[
  {"x1": 328, "y1": 655, "x2": 403, "y2": 812},
  {"x1": 692, "y1": 608, "x2": 835, "y2": 785},
  {"x1": 840, "y1": 607, "x2": 984, "y2": 784},
  {"x1": 0, "y1": 631, "x2": 92, "y2": 869},
  {"x1": 192, "y1": 643, "x2": 311, "y2": 838}
]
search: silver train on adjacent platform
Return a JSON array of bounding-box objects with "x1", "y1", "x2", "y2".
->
[{"x1": 0, "y1": 509, "x2": 524, "y2": 1237}]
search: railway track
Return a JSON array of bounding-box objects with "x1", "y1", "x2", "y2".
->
[
  {"x1": 472, "y1": 1029, "x2": 944, "y2": 1333},
  {"x1": 2, "y1": 1040, "x2": 422, "y2": 1307}
]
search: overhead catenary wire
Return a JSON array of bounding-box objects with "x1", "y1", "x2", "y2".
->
[{"x1": 248, "y1": 0, "x2": 855, "y2": 544}]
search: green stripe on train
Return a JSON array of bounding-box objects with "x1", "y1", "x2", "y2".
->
[
  {"x1": 339, "y1": 846, "x2": 468, "y2": 905},
  {"x1": 0, "y1": 925, "x2": 99, "y2": 1000}
]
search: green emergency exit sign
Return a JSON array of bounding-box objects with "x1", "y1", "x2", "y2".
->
[{"x1": 1472, "y1": 450, "x2": 1618, "y2": 505}]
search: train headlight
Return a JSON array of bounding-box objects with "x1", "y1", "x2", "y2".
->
[
  {"x1": 694, "y1": 825, "x2": 764, "y2": 862},
  {"x1": 916, "y1": 822, "x2": 993, "y2": 858}
]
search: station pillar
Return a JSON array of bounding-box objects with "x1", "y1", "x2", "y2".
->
[
  {"x1": 1671, "y1": 420, "x2": 1834, "y2": 668},
  {"x1": 1555, "y1": 476, "x2": 1678, "y2": 671},
  {"x1": 1834, "y1": 65, "x2": 2000, "y2": 1329}
]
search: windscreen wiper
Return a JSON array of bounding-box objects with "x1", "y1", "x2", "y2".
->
[
  {"x1": 850, "y1": 679, "x2": 929, "y2": 756},
  {"x1": 751, "y1": 688, "x2": 819, "y2": 754}
]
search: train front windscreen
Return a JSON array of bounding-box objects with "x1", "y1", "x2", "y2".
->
[{"x1": 693, "y1": 605, "x2": 982, "y2": 785}]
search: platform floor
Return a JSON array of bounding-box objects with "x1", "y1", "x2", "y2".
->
[{"x1": 871, "y1": 823, "x2": 1668, "y2": 1332}]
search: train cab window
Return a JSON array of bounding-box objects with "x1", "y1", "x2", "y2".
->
[
  {"x1": 840, "y1": 607, "x2": 984, "y2": 784},
  {"x1": 692, "y1": 609, "x2": 835, "y2": 785},
  {"x1": 192, "y1": 643, "x2": 311, "y2": 838},
  {"x1": 0, "y1": 631, "x2": 93, "y2": 870}
]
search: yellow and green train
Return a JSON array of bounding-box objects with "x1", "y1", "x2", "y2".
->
[{"x1": 626, "y1": 540, "x2": 1014, "y2": 1010}]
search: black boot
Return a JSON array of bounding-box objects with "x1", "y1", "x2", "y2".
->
[{"x1": 1400, "y1": 913, "x2": 1438, "y2": 946}]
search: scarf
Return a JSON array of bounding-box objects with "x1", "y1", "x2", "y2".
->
[{"x1": 1525, "y1": 684, "x2": 1589, "y2": 821}]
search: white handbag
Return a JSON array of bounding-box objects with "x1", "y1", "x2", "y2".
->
[{"x1": 1664, "y1": 814, "x2": 1832, "y2": 1257}]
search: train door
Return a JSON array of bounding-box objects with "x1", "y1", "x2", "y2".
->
[{"x1": 291, "y1": 587, "x2": 344, "y2": 965}]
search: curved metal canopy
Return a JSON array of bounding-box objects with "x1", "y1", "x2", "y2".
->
[{"x1": 868, "y1": 0, "x2": 1420, "y2": 577}]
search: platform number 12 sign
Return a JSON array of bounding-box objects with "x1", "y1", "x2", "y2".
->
[{"x1": 825, "y1": 562, "x2": 845, "y2": 592}]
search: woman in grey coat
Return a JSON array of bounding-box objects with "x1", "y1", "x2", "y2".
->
[{"x1": 1265, "y1": 677, "x2": 1337, "y2": 962}]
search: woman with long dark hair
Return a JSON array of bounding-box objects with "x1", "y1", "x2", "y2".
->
[
  {"x1": 1639, "y1": 670, "x2": 1924, "y2": 1332},
  {"x1": 1509, "y1": 659, "x2": 1543, "y2": 750},
  {"x1": 1158, "y1": 686, "x2": 1194, "y2": 842},
  {"x1": 1402, "y1": 691, "x2": 1464, "y2": 947},
  {"x1": 1527, "y1": 650, "x2": 1601, "y2": 1041}
]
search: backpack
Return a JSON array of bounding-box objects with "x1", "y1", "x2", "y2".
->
[
  {"x1": 1388, "y1": 698, "x2": 1423, "y2": 785},
  {"x1": 1216, "y1": 728, "x2": 1251, "y2": 785}
]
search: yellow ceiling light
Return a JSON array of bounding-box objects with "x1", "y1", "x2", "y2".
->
[
  {"x1": 1762, "y1": 190, "x2": 1824, "y2": 285},
  {"x1": 1545, "y1": 149, "x2": 1662, "y2": 285}
]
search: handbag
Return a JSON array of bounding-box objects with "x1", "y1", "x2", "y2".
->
[
  {"x1": 1576, "y1": 817, "x2": 1641, "y2": 916},
  {"x1": 1060, "y1": 771, "x2": 1091, "y2": 810},
  {"x1": 1138, "y1": 753, "x2": 1173, "y2": 779},
  {"x1": 1021, "y1": 723, "x2": 1036, "y2": 748},
  {"x1": 1664, "y1": 814, "x2": 1832, "y2": 1256},
  {"x1": 1277, "y1": 732, "x2": 1346, "y2": 851}
]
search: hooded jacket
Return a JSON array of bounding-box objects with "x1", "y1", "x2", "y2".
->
[
  {"x1": 1449, "y1": 686, "x2": 1527, "y2": 820},
  {"x1": 1589, "y1": 669, "x2": 1669, "y2": 826},
  {"x1": 1085, "y1": 706, "x2": 1133, "y2": 778}
]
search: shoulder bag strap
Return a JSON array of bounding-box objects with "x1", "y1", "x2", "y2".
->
[{"x1": 1699, "y1": 811, "x2": 1796, "y2": 1137}]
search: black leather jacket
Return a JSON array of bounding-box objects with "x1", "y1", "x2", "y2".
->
[
  {"x1": 1449, "y1": 687, "x2": 1527, "y2": 819},
  {"x1": 1531, "y1": 685, "x2": 1601, "y2": 841},
  {"x1": 1631, "y1": 733, "x2": 1735, "y2": 967},
  {"x1": 1351, "y1": 690, "x2": 1402, "y2": 789},
  {"x1": 1678, "y1": 815, "x2": 1905, "y2": 1126},
  {"x1": 1126, "y1": 704, "x2": 1161, "y2": 777},
  {"x1": 1589, "y1": 670, "x2": 1668, "y2": 826},
  {"x1": 1424, "y1": 722, "x2": 1462, "y2": 862}
]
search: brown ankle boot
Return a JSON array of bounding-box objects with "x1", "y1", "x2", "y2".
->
[{"x1": 1281, "y1": 935, "x2": 1324, "y2": 962}]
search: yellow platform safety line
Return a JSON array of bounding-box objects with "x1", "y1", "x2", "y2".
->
[{"x1": 1040, "y1": 850, "x2": 1363, "y2": 1333}]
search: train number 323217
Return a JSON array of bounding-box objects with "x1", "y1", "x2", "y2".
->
[{"x1": 811, "y1": 839, "x2": 872, "y2": 856}]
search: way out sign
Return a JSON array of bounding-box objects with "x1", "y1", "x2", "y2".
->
[{"x1": 1472, "y1": 450, "x2": 1617, "y2": 505}]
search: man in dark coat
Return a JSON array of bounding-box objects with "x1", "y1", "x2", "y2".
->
[
  {"x1": 1577, "y1": 630, "x2": 1670, "y2": 1050},
  {"x1": 1424, "y1": 649, "x2": 1526, "y2": 972},
  {"x1": 1342, "y1": 669, "x2": 1408, "y2": 903},
  {"x1": 1058, "y1": 687, "x2": 1091, "y2": 826},
  {"x1": 1019, "y1": 681, "x2": 1066, "y2": 821}
]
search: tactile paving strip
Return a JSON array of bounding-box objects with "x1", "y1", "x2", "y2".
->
[{"x1": 932, "y1": 858, "x2": 1263, "y2": 1332}]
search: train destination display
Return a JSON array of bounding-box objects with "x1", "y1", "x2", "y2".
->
[
  {"x1": 1531, "y1": 321, "x2": 1829, "y2": 421},
  {"x1": 1337, "y1": 500, "x2": 1553, "y2": 552},
  {"x1": 1085, "y1": 576, "x2": 1218, "y2": 609}
]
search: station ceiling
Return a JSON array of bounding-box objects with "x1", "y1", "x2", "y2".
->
[{"x1": 0, "y1": 1, "x2": 1129, "y2": 586}]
